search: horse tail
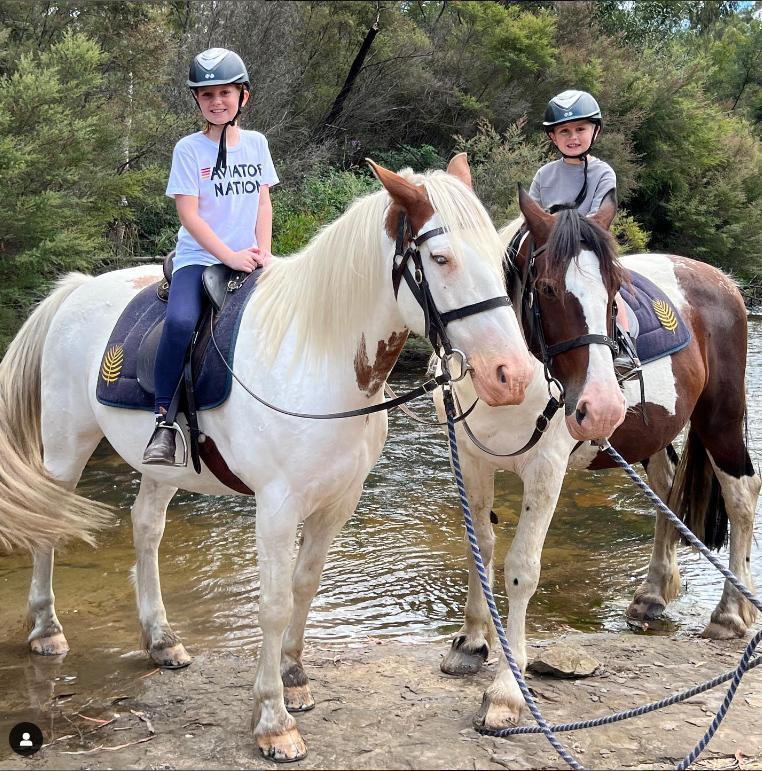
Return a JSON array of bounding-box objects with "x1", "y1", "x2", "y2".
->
[
  {"x1": 0, "y1": 273, "x2": 112, "y2": 553},
  {"x1": 667, "y1": 425, "x2": 728, "y2": 551}
]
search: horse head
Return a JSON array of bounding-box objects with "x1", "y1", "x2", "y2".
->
[
  {"x1": 367, "y1": 156, "x2": 533, "y2": 407},
  {"x1": 516, "y1": 187, "x2": 626, "y2": 441}
]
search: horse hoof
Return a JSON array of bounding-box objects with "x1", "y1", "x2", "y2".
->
[
  {"x1": 702, "y1": 616, "x2": 747, "y2": 640},
  {"x1": 284, "y1": 684, "x2": 315, "y2": 713},
  {"x1": 30, "y1": 632, "x2": 69, "y2": 656},
  {"x1": 627, "y1": 595, "x2": 666, "y2": 622},
  {"x1": 256, "y1": 726, "x2": 307, "y2": 762},
  {"x1": 441, "y1": 635, "x2": 488, "y2": 676},
  {"x1": 151, "y1": 643, "x2": 192, "y2": 669},
  {"x1": 473, "y1": 692, "x2": 521, "y2": 731}
]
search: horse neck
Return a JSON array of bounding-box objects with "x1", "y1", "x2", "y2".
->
[{"x1": 247, "y1": 226, "x2": 409, "y2": 389}]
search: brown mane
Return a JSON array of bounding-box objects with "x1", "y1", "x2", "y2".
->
[{"x1": 536, "y1": 209, "x2": 624, "y2": 296}]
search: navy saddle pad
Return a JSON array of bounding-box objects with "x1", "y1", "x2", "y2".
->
[
  {"x1": 96, "y1": 269, "x2": 261, "y2": 411},
  {"x1": 619, "y1": 268, "x2": 691, "y2": 365}
]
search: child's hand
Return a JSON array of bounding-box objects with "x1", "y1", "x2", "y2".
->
[
  {"x1": 252, "y1": 248, "x2": 273, "y2": 268},
  {"x1": 226, "y1": 247, "x2": 260, "y2": 273}
]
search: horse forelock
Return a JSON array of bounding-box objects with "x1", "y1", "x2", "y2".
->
[{"x1": 540, "y1": 209, "x2": 623, "y2": 296}]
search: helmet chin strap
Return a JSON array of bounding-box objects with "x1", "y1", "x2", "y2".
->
[
  {"x1": 192, "y1": 88, "x2": 246, "y2": 177},
  {"x1": 548, "y1": 123, "x2": 600, "y2": 212}
]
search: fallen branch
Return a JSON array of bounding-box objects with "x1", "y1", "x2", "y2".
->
[{"x1": 60, "y1": 734, "x2": 155, "y2": 754}]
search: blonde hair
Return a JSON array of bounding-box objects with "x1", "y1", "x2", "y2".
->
[{"x1": 251, "y1": 168, "x2": 506, "y2": 365}]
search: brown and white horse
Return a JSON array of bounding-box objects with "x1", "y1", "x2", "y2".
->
[{"x1": 434, "y1": 187, "x2": 760, "y2": 729}]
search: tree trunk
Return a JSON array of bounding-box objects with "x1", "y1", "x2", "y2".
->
[{"x1": 313, "y1": 19, "x2": 380, "y2": 140}]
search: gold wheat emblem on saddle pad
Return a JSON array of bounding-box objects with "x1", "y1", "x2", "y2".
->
[
  {"x1": 652, "y1": 299, "x2": 678, "y2": 333},
  {"x1": 100, "y1": 344, "x2": 124, "y2": 385}
]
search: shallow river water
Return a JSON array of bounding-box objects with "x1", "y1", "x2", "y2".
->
[{"x1": 1, "y1": 318, "x2": 761, "y2": 737}]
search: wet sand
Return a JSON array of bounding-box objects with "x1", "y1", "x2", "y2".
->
[{"x1": 1, "y1": 631, "x2": 760, "y2": 770}]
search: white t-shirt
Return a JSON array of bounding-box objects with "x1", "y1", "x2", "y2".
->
[{"x1": 166, "y1": 129, "x2": 279, "y2": 272}]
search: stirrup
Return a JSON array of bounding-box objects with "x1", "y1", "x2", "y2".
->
[
  {"x1": 614, "y1": 328, "x2": 641, "y2": 382},
  {"x1": 143, "y1": 420, "x2": 189, "y2": 467}
]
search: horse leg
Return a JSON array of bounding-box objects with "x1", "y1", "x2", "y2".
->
[
  {"x1": 475, "y1": 455, "x2": 565, "y2": 729},
  {"x1": 280, "y1": 495, "x2": 358, "y2": 713},
  {"x1": 251, "y1": 491, "x2": 306, "y2": 761},
  {"x1": 628, "y1": 448, "x2": 681, "y2": 622},
  {"x1": 27, "y1": 549, "x2": 69, "y2": 655},
  {"x1": 28, "y1": 424, "x2": 102, "y2": 656},
  {"x1": 441, "y1": 455, "x2": 497, "y2": 676},
  {"x1": 130, "y1": 476, "x2": 189, "y2": 668},
  {"x1": 703, "y1": 450, "x2": 759, "y2": 639}
]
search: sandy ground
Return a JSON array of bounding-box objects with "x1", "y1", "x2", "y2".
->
[{"x1": 1, "y1": 631, "x2": 761, "y2": 771}]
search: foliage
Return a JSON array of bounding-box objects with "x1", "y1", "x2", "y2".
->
[
  {"x1": 1, "y1": 0, "x2": 762, "y2": 352},
  {"x1": 272, "y1": 167, "x2": 378, "y2": 255}
]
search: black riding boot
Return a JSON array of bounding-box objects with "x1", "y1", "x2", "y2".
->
[{"x1": 142, "y1": 419, "x2": 177, "y2": 465}]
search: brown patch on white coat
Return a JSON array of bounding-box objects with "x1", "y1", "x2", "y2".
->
[
  {"x1": 354, "y1": 330, "x2": 409, "y2": 396},
  {"x1": 132, "y1": 275, "x2": 159, "y2": 290}
]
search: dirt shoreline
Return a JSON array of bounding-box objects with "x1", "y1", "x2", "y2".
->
[{"x1": 2, "y1": 631, "x2": 761, "y2": 770}]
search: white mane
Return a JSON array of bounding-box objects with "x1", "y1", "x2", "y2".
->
[
  {"x1": 499, "y1": 216, "x2": 524, "y2": 249},
  {"x1": 252, "y1": 168, "x2": 506, "y2": 363}
]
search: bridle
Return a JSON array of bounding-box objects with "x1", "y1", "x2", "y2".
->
[
  {"x1": 453, "y1": 228, "x2": 619, "y2": 459},
  {"x1": 519, "y1": 234, "x2": 619, "y2": 372},
  {"x1": 391, "y1": 212, "x2": 512, "y2": 360},
  {"x1": 209, "y1": 212, "x2": 513, "y2": 421}
]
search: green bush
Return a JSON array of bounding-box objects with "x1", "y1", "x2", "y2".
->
[{"x1": 272, "y1": 167, "x2": 379, "y2": 255}]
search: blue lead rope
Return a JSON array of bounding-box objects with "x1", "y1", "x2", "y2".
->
[{"x1": 444, "y1": 393, "x2": 762, "y2": 771}]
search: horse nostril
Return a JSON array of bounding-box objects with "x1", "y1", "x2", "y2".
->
[
  {"x1": 576, "y1": 407, "x2": 586, "y2": 425},
  {"x1": 497, "y1": 365, "x2": 508, "y2": 385}
]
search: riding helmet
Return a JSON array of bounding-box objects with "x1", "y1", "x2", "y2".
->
[
  {"x1": 542, "y1": 90, "x2": 602, "y2": 129},
  {"x1": 187, "y1": 48, "x2": 250, "y2": 90}
]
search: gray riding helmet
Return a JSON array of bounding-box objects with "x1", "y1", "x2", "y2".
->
[
  {"x1": 542, "y1": 90, "x2": 602, "y2": 129},
  {"x1": 187, "y1": 48, "x2": 250, "y2": 89}
]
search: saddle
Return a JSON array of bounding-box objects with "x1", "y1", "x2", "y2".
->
[{"x1": 96, "y1": 256, "x2": 262, "y2": 494}]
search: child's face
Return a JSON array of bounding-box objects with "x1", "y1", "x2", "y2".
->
[
  {"x1": 548, "y1": 120, "x2": 597, "y2": 157},
  {"x1": 194, "y1": 83, "x2": 249, "y2": 125}
]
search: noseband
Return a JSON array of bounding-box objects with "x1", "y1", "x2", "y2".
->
[
  {"x1": 513, "y1": 233, "x2": 619, "y2": 380},
  {"x1": 391, "y1": 214, "x2": 512, "y2": 364}
]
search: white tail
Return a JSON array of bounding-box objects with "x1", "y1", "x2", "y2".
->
[{"x1": 0, "y1": 273, "x2": 113, "y2": 553}]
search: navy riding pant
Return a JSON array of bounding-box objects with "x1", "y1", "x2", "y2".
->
[{"x1": 153, "y1": 264, "x2": 207, "y2": 413}]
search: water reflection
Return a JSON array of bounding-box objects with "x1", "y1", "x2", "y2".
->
[{"x1": 0, "y1": 320, "x2": 760, "y2": 732}]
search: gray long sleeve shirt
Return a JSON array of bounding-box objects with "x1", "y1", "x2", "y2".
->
[{"x1": 529, "y1": 157, "x2": 616, "y2": 215}]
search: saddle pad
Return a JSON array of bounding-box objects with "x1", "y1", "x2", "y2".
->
[
  {"x1": 96, "y1": 272, "x2": 260, "y2": 412},
  {"x1": 619, "y1": 268, "x2": 691, "y2": 365}
]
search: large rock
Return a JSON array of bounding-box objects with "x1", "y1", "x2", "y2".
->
[{"x1": 527, "y1": 644, "x2": 601, "y2": 678}]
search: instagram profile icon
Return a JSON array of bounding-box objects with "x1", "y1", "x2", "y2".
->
[{"x1": 9, "y1": 722, "x2": 43, "y2": 756}]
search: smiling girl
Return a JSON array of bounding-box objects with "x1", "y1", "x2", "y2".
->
[{"x1": 143, "y1": 48, "x2": 279, "y2": 465}]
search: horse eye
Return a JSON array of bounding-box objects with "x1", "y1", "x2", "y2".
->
[{"x1": 431, "y1": 254, "x2": 448, "y2": 266}]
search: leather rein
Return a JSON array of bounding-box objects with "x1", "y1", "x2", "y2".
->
[{"x1": 209, "y1": 214, "x2": 512, "y2": 421}]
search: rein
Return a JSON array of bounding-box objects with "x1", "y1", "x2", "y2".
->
[{"x1": 209, "y1": 215, "x2": 512, "y2": 421}]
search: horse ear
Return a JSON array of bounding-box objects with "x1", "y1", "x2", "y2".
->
[
  {"x1": 589, "y1": 188, "x2": 617, "y2": 231},
  {"x1": 446, "y1": 152, "x2": 472, "y2": 189},
  {"x1": 518, "y1": 185, "x2": 553, "y2": 242},
  {"x1": 366, "y1": 158, "x2": 433, "y2": 228}
]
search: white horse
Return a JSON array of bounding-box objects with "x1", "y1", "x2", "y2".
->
[
  {"x1": 0, "y1": 157, "x2": 534, "y2": 761},
  {"x1": 435, "y1": 187, "x2": 759, "y2": 730}
]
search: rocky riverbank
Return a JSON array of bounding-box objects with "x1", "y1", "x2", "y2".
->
[{"x1": 2, "y1": 631, "x2": 760, "y2": 770}]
